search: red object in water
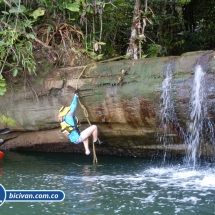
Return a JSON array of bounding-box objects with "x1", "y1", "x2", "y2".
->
[{"x1": 0, "y1": 151, "x2": 4, "y2": 159}]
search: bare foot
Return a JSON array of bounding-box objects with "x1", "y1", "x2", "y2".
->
[{"x1": 85, "y1": 151, "x2": 91, "y2": 155}]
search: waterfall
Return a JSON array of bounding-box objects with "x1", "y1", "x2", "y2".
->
[
  {"x1": 159, "y1": 63, "x2": 175, "y2": 146},
  {"x1": 158, "y1": 63, "x2": 184, "y2": 162},
  {"x1": 158, "y1": 62, "x2": 214, "y2": 166},
  {"x1": 185, "y1": 65, "x2": 215, "y2": 166}
]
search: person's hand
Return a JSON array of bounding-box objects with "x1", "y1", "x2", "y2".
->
[{"x1": 74, "y1": 89, "x2": 79, "y2": 95}]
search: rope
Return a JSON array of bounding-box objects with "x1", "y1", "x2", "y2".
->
[
  {"x1": 74, "y1": 56, "x2": 128, "y2": 163},
  {"x1": 76, "y1": 64, "x2": 98, "y2": 163}
]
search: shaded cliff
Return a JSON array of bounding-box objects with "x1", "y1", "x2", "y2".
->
[{"x1": 0, "y1": 51, "x2": 215, "y2": 158}]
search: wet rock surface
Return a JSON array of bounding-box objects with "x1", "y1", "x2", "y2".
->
[{"x1": 1, "y1": 51, "x2": 215, "y2": 158}]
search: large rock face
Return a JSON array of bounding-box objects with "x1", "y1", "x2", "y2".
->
[{"x1": 0, "y1": 51, "x2": 215, "y2": 158}]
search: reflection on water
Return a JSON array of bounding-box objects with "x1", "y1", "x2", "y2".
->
[
  {"x1": 0, "y1": 151, "x2": 215, "y2": 215},
  {"x1": 0, "y1": 164, "x2": 3, "y2": 176}
]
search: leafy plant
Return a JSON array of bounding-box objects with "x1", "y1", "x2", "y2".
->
[
  {"x1": 0, "y1": 0, "x2": 215, "y2": 96},
  {"x1": 0, "y1": 115, "x2": 15, "y2": 127},
  {"x1": 179, "y1": 0, "x2": 192, "y2": 5},
  {"x1": 0, "y1": 28, "x2": 36, "y2": 75},
  {"x1": 147, "y1": 44, "x2": 162, "y2": 57},
  {"x1": 0, "y1": 75, "x2": 7, "y2": 95}
]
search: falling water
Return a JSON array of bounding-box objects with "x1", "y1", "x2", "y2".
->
[
  {"x1": 159, "y1": 63, "x2": 214, "y2": 166},
  {"x1": 158, "y1": 63, "x2": 185, "y2": 162},
  {"x1": 186, "y1": 64, "x2": 215, "y2": 166},
  {"x1": 159, "y1": 63, "x2": 175, "y2": 146}
]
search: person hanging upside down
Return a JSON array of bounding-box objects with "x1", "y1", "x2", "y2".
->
[{"x1": 58, "y1": 90, "x2": 102, "y2": 156}]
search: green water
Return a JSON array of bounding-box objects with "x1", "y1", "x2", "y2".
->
[{"x1": 0, "y1": 151, "x2": 215, "y2": 215}]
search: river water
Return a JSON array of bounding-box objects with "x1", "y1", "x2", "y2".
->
[{"x1": 0, "y1": 151, "x2": 215, "y2": 215}]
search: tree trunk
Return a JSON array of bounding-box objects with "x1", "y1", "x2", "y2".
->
[{"x1": 126, "y1": 0, "x2": 141, "y2": 60}]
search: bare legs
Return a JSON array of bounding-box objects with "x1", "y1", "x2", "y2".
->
[{"x1": 80, "y1": 125, "x2": 98, "y2": 155}]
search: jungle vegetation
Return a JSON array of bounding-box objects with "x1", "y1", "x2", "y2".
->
[{"x1": 0, "y1": 0, "x2": 215, "y2": 95}]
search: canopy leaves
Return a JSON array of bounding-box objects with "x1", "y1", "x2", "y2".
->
[{"x1": 0, "y1": 0, "x2": 214, "y2": 95}]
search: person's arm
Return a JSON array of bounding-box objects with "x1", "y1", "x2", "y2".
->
[{"x1": 69, "y1": 91, "x2": 79, "y2": 114}]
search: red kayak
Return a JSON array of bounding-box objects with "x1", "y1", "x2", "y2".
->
[{"x1": 0, "y1": 151, "x2": 4, "y2": 159}]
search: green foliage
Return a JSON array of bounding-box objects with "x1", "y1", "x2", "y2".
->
[
  {"x1": 9, "y1": 5, "x2": 27, "y2": 14},
  {"x1": 0, "y1": 1, "x2": 38, "y2": 96},
  {"x1": 31, "y1": 8, "x2": 45, "y2": 19},
  {"x1": 0, "y1": 75, "x2": 7, "y2": 95},
  {"x1": 147, "y1": 44, "x2": 162, "y2": 57},
  {"x1": 65, "y1": 2, "x2": 80, "y2": 12},
  {"x1": 12, "y1": 68, "x2": 18, "y2": 77},
  {"x1": 178, "y1": 0, "x2": 191, "y2": 5},
  {"x1": 0, "y1": 0, "x2": 215, "y2": 96},
  {"x1": 0, "y1": 115, "x2": 15, "y2": 127},
  {"x1": 0, "y1": 28, "x2": 36, "y2": 75},
  {"x1": 141, "y1": 54, "x2": 148, "y2": 59}
]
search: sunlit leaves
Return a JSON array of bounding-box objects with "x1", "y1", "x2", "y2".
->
[
  {"x1": 12, "y1": 68, "x2": 18, "y2": 77},
  {"x1": 65, "y1": 0, "x2": 86, "y2": 12},
  {"x1": 0, "y1": 115, "x2": 15, "y2": 127},
  {"x1": 86, "y1": 5, "x2": 93, "y2": 13},
  {"x1": 9, "y1": 5, "x2": 27, "y2": 14},
  {"x1": 31, "y1": 8, "x2": 45, "y2": 19},
  {"x1": 0, "y1": 30, "x2": 19, "y2": 46},
  {"x1": 65, "y1": 2, "x2": 80, "y2": 12},
  {"x1": 179, "y1": 0, "x2": 191, "y2": 5},
  {"x1": 26, "y1": 33, "x2": 35, "y2": 39},
  {"x1": 76, "y1": 0, "x2": 86, "y2": 7},
  {"x1": 1, "y1": 11, "x2": 9, "y2": 15},
  {"x1": 0, "y1": 75, "x2": 7, "y2": 95}
]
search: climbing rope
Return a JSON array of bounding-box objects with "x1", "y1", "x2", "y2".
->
[
  {"x1": 74, "y1": 56, "x2": 129, "y2": 163},
  {"x1": 75, "y1": 64, "x2": 98, "y2": 164}
]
